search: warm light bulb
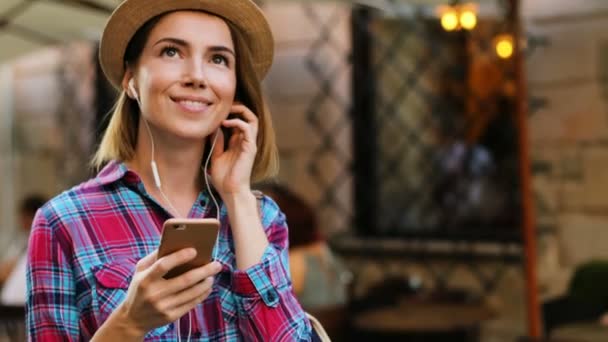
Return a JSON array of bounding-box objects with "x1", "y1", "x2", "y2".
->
[
  {"x1": 441, "y1": 10, "x2": 459, "y2": 31},
  {"x1": 495, "y1": 36, "x2": 514, "y2": 59},
  {"x1": 460, "y1": 10, "x2": 477, "y2": 30}
]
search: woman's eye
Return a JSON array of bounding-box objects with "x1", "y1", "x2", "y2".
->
[
  {"x1": 161, "y1": 47, "x2": 179, "y2": 58},
  {"x1": 212, "y1": 55, "x2": 228, "y2": 65}
]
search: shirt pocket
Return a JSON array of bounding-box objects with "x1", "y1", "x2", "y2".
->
[{"x1": 91, "y1": 259, "x2": 170, "y2": 338}]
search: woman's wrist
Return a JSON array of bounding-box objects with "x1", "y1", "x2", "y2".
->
[
  {"x1": 221, "y1": 190, "x2": 256, "y2": 212},
  {"x1": 222, "y1": 189, "x2": 268, "y2": 270},
  {"x1": 101, "y1": 303, "x2": 147, "y2": 341}
]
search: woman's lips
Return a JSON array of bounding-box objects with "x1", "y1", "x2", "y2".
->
[{"x1": 171, "y1": 96, "x2": 212, "y2": 114}]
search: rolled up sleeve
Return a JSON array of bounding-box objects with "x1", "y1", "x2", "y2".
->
[{"x1": 231, "y1": 196, "x2": 312, "y2": 341}]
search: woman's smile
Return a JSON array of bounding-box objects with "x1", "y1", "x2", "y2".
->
[{"x1": 171, "y1": 95, "x2": 213, "y2": 114}]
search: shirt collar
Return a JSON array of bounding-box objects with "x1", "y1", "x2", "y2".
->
[
  {"x1": 95, "y1": 160, "x2": 228, "y2": 216},
  {"x1": 95, "y1": 160, "x2": 137, "y2": 186},
  {"x1": 94, "y1": 160, "x2": 216, "y2": 216}
]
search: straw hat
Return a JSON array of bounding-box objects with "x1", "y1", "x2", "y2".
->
[{"x1": 99, "y1": 0, "x2": 274, "y2": 89}]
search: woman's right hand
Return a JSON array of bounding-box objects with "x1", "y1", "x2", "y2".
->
[{"x1": 117, "y1": 248, "x2": 222, "y2": 338}]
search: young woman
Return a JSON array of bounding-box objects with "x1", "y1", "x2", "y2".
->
[{"x1": 26, "y1": 1, "x2": 313, "y2": 340}]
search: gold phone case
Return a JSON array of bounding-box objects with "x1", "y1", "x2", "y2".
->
[{"x1": 158, "y1": 218, "x2": 220, "y2": 279}]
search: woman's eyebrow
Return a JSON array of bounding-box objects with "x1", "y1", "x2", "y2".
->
[
  {"x1": 153, "y1": 37, "x2": 188, "y2": 47},
  {"x1": 208, "y1": 46, "x2": 235, "y2": 57}
]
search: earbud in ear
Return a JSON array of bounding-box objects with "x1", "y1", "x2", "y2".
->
[{"x1": 128, "y1": 78, "x2": 139, "y2": 102}]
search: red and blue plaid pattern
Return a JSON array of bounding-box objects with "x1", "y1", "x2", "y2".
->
[{"x1": 26, "y1": 161, "x2": 312, "y2": 341}]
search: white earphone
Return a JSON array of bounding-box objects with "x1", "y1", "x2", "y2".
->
[
  {"x1": 128, "y1": 78, "x2": 139, "y2": 102},
  {"x1": 128, "y1": 78, "x2": 162, "y2": 189},
  {"x1": 127, "y1": 77, "x2": 222, "y2": 342}
]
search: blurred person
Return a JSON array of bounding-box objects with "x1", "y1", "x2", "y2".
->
[
  {"x1": 258, "y1": 184, "x2": 349, "y2": 311},
  {"x1": 26, "y1": 1, "x2": 317, "y2": 340},
  {"x1": 0, "y1": 194, "x2": 47, "y2": 300},
  {"x1": 430, "y1": 116, "x2": 506, "y2": 229}
]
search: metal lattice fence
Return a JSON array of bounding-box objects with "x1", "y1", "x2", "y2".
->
[
  {"x1": 299, "y1": 1, "x2": 524, "y2": 242},
  {"x1": 290, "y1": 0, "x2": 532, "y2": 295}
]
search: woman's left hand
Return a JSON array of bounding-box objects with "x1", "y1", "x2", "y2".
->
[{"x1": 209, "y1": 103, "x2": 258, "y2": 198}]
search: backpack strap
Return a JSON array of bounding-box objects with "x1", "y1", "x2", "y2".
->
[{"x1": 307, "y1": 312, "x2": 331, "y2": 341}]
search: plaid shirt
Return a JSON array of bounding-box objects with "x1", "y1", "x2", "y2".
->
[{"x1": 26, "y1": 161, "x2": 312, "y2": 341}]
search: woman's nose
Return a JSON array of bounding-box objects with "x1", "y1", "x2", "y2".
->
[{"x1": 182, "y1": 59, "x2": 207, "y2": 88}]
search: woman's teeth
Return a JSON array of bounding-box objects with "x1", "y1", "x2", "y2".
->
[{"x1": 178, "y1": 100, "x2": 208, "y2": 111}]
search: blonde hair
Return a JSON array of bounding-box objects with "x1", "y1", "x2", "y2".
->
[{"x1": 92, "y1": 14, "x2": 279, "y2": 184}]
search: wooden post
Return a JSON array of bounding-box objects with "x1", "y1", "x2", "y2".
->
[{"x1": 509, "y1": 0, "x2": 543, "y2": 339}]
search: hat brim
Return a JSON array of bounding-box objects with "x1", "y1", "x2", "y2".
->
[{"x1": 99, "y1": 0, "x2": 274, "y2": 89}]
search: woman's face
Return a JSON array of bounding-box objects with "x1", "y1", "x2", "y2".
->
[{"x1": 125, "y1": 11, "x2": 237, "y2": 141}]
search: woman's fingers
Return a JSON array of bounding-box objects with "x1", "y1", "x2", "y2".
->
[
  {"x1": 147, "y1": 248, "x2": 197, "y2": 279},
  {"x1": 229, "y1": 104, "x2": 259, "y2": 135},
  {"x1": 222, "y1": 119, "x2": 255, "y2": 145},
  {"x1": 142, "y1": 260, "x2": 222, "y2": 301},
  {"x1": 230, "y1": 104, "x2": 258, "y2": 125},
  {"x1": 163, "y1": 276, "x2": 215, "y2": 311},
  {"x1": 166, "y1": 286, "x2": 215, "y2": 323},
  {"x1": 160, "y1": 261, "x2": 222, "y2": 295},
  {"x1": 135, "y1": 250, "x2": 158, "y2": 272}
]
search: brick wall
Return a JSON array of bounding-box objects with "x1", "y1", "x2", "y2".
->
[{"x1": 526, "y1": 2, "x2": 608, "y2": 291}]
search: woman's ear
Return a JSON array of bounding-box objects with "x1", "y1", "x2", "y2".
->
[
  {"x1": 128, "y1": 79, "x2": 139, "y2": 102},
  {"x1": 121, "y1": 69, "x2": 135, "y2": 98}
]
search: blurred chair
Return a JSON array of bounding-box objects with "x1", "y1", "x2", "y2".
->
[
  {"x1": 551, "y1": 322, "x2": 608, "y2": 342},
  {"x1": 542, "y1": 260, "x2": 608, "y2": 338},
  {"x1": 348, "y1": 275, "x2": 495, "y2": 342}
]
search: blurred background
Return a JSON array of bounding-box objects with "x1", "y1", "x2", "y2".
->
[{"x1": 1, "y1": 0, "x2": 608, "y2": 341}]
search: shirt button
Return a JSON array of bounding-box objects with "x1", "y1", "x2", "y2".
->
[
  {"x1": 199, "y1": 199, "x2": 207, "y2": 206},
  {"x1": 265, "y1": 291, "x2": 276, "y2": 303}
]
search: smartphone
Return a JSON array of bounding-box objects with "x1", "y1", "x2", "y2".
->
[{"x1": 158, "y1": 218, "x2": 220, "y2": 279}]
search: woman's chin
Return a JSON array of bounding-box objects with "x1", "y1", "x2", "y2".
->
[{"x1": 174, "y1": 131, "x2": 211, "y2": 142}]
